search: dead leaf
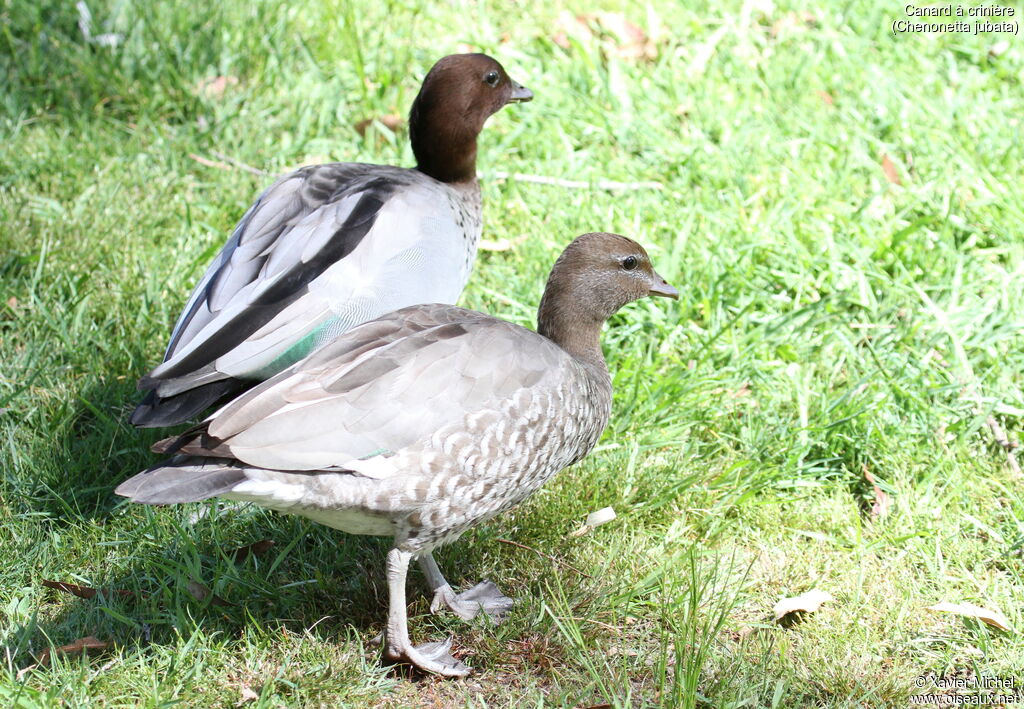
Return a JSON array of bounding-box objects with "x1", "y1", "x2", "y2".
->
[
  {"x1": 862, "y1": 464, "x2": 892, "y2": 520},
  {"x1": 238, "y1": 686, "x2": 260, "y2": 704},
  {"x1": 591, "y1": 12, "x2": 656, "y2": 61},
  {"x1": 354, "y1": 114, "x2": 404, "y2": 138},
  {"x1": 569, "y1": 506, "x2": 617, "y2": 537},
  {"x1": 195, "y1": 75, "x2": 239, "y2": 100},
  {"x1": 732, "y1": 383, "x2": 752, "y2": 399},
  {"x1": 478, "y1": 234, "x2": 529, "y2": 252},
  {"x1": 551, "y1": 31, "x2": 571, "y2": 49},
  {"x1": 38, "y1": 636, "x2": 109, "y2": 667},
  {"x1": 42, "y1": 580, "x2": 133, "y2": 600},
  {"x1": 735, "y1": 625, "x2": 760, "y2": 640},
  {"x1": 186, "y1": 579, "x2": 231, "y2": 607},
  {"x1": 552, "y1": 11, "x2": 593, "y2": 48},
  {"x1": 586, "y1": 507, "x2": 616, "y2": 527},
  {"x1": 6, "y1": 296, "x2": 17, "y2": 309},
  {"x1": 43, "y1": 579, "x2": 97, "y2": 597},
  {"x1": 551, "y1": 12, "x2": 656, "y2": 61},
  {"x1": 881, "y1": 153, "x2": 902, "y2": 185},
  {"x1": 927, "y1": 602, "x2": 1013, "y2": 632},
  {"x1": 773, "y1": 589, "x2": 834, "y2": 621},
  {"x1": 770, "y1": 11, "x2": 818, "y2": 37},
  {"x1": 989, "y1": 40, "x2": 1010, "y2": 58},
  {"x1": 816, "y1": 90, "x2": 834, "y2": 106},
  {"x1": 232, "y1": 539, "x2": 275, "y2": 562}
]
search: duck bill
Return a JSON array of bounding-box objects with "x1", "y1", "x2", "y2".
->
[
  {"x1": 649, "y1": 271, "x2": 678, "y2": 299},
  {"x1": 509, "y1": 80, "x2": 533, "y2": 102}
]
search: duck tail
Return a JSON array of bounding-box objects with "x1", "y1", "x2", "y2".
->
[
  {"x1": 115, "y1": 456, "x2": 246, "y2": 505},
  {"x1": 129, "y1": 379, "x2": 249, "y2": 428}
]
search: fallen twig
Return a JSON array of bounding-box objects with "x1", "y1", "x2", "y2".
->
[
  {"x1": 487, "y1": 171, "x2": 663, "y2": 191},
  {"x1": 567, "y1": 615, "x2": 622, "y2": 634},
  {"x1": 231, "y1": 538, "x2": 275, "y2": 563},
  {"x1": 184, "y1": 159, "x2": 661, "y2": 191},
  {"x1": 42, "y1": 580, "x2": 134, "y2": 600},
  {"x1": 17, "y1": 636, "x2": 110, "y2": 679},
  {"x1": 210, "y1": 151, "x2": 269, "y2": 176},
  {"x1": 188, "y1": 151, "x2": 268, "y2": 177},
  {"x1": 495, "y1": 538, "x2": 593, "y2": 578},
  {"x1": 188, "y1": 153, "x2": 233, "y2": 171}
]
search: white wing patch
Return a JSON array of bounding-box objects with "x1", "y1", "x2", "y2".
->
[
  {"x1": 230, "y1": 477, "x2": 306, "y2": 502},
  {"x1": 154, "y1": 181, "x2": 474, "y2": 386},
  {"x1": 340, "y1": 454, "x2": 401, "y2": 479},
  {"x1": 223, "y1": 470, "x2": 396, "y2": 536}
]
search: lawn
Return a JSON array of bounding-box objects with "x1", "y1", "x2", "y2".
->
[{"x1": 2, "y1": 0, "x2": 1023, "y2": 706}]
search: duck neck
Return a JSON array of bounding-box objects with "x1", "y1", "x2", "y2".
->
[
  {"x1": 409, "y1": 98, "x2": 480, "y2": 184},
  {"x1": 537, "y1": 297, "x2": 610, "y2": 375}
]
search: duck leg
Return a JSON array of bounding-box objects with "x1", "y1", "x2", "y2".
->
[
  {"x1": 384, "y1": 548, "x2": 470, "y2": 677},
  {"x1": 417, "y1": 552, "x2": 514, "y2": 624}
]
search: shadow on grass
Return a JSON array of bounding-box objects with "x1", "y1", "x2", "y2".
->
[
  {"x1": 7, "y1": 492, "x2": 543, "y2": 682},
  {"x1": 17, "y1": 371, "x2": 248, "y2": 525},
  {"x1": 9, "y1": 367, "x2": 589, "y2": 682},
  {"x1": 7, "y1": 373, "x2": 398, "y2": 674},
  {"x1": 6, "y1": 515, "x2": 404, "y2": 673},
  {"x1": 10, "y1": 377, "x2": 159, "y2": 525}
]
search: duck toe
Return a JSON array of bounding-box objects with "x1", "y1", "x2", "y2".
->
[
  {"x1": 431, "y1": 580, "x2": 514, "y2": 623},
  {"x1": 387, "y1": 636, "x2": 471, "y2": 677}
]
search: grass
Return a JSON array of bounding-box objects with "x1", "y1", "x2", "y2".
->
[{"x1": 2, "y1": 0, "x2": 1023, "y2": 705}]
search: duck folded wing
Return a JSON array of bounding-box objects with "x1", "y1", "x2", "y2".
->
[
  {"x1": 158, "y1": 164, "x2": 380, "y2": 368},
  {"x1": 142, "y1": 171, "x2": 480, "y2": 406},
  {"x1": 148, "y1": 165, "x2": 405, "y2": 385},
  {"x1": 168, "y1": 305, "x2": 570, "y2": 473}
]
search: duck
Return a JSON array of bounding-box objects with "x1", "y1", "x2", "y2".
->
[
  {"x1": 130, "y1": 53, "x2": 533, "y2": 428},
  {"x1": 116, "y1": 232, "x2": 678, "y2": 676}
]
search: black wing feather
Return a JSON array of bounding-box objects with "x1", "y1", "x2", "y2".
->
[
  {"x1": 130, "y1": 378, "x2": 249, "y2": 428},
  {"x1": 151, "y1": 180, "x2": 393, "y2": 380}
]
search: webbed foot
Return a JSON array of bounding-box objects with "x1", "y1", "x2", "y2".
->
[
  {"x1": 430, "y1": 580, "x2": 514, "y2": 623},
  {"x1": 385, "y1": 636, "x2": 470, "y2": 677}
]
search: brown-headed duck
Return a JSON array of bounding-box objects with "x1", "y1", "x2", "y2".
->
[
  {"x1": 131, "y1": 53, "x2": 532, "y2": 427},
  {"x1": 117, "y1": 232, "x2": 677, "y2": 676}
]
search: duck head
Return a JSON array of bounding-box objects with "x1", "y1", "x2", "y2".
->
[
  {"x1": 409, "y1": 53, "x2": 532, "y2": 184},
  {"x1": 538, "y1": 232, "x2": 677, "y2": 364}
]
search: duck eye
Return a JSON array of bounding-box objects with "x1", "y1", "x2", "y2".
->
[
  {"x1": 484, "y1": 70, "x2": 500, "y2": 87},
  {"x1": 622, "y1": 256, "x2": 638, "y2": 271}
]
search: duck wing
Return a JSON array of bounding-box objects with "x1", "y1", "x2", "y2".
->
[
  {"x1": 166, "y1": 304, "x2": 571, "y2": 472},
  {"x1": 133, "y1": 164, "x2": 475, "y2": 426}
]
